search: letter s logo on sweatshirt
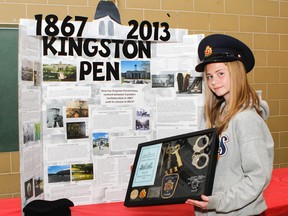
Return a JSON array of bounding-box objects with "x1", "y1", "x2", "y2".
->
[{"x1": 218, "y1": 134, "x2": 228, "y2": 157}]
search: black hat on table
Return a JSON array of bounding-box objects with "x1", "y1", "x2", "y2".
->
[
  {"x1": 195, "y1": 34, "x2": 255, "y2": 73},
  {"x1": 23, "y1": 198, "x2": 74, "y2": 216}
]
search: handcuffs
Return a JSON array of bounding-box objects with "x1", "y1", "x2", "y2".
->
[{"x1": 191, "y1": 135, "x2": 210, "y2": 169}]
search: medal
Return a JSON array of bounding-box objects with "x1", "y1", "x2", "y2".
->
[
  {"x1": 130, "y1": 189, "x2": 138, "y2": 200},
  {"x1": 139, "y1": 188, "x2": 147, "y2": 199}
]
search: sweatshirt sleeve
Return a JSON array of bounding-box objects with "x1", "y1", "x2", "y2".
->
[{"x1": 207, "y1": 110, "x2": 274, "y2": 212}]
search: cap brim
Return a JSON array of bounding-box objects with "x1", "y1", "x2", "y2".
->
[{"x1": 195, "y1": 56, "x2": 239, "y2": 72}]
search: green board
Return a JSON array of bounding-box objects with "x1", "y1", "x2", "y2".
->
[{"x1": 0, "y1": 28, "x2": 19, "y2": 152}]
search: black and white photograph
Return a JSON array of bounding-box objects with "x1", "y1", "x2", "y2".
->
[
  {"x1": 152, "y1": 74, "x2": 174, "y2": 88},
  {"x1": 21, "y1": 59, "x2": 33, "y2": 81},
  {"x1": 135, "y1": 108, "x2": 150, "y2": 131},
  {"x1": 46, "y1": 107, "x2": 64, "y2": 128},
  {"x1": 24, "y1": 178, "x2": 34, "y2": 200},
  {"x1": 23, "y1": 123, "x2": 34, "y2": 144}
]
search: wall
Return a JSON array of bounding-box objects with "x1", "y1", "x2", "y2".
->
[{"x1": 0, "y1": 0, "x2": 287, "y2": 198}]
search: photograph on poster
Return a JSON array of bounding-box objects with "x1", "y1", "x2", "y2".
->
[
  {"x1": 176, "y1": 72, "x2": 202, "y2": 94},
  {"x1": 48, "y1": 165, "x2": 71, "y2": 183},
  {"x1": 24, "y1": 178, "x2": 33, "y2": 200},
  {"x1": 66, "y1": 100, "x2": 89, "y2": 118},
  {"x1": 43, "y1": 61, "x2": 76, "y2": 82},
  {"x1": 72, "y1": 163, "x2": 94, "y2": 181},
  {"x1": 34, "y1": 176, "x2": 44, "y2": 197},
  {"x1": 34, "y1": 123, "x2": 41, "y2": 141},
  {"x1": 93, "y1": 132, "x2": 109, "y2": 155},
  {"x1": 188, "y1": 76, "x2": 202, "y2": 94},
  {"x1": 21, "y1": 59, "x2": 33, "y2": 81},
  {"x1": 33, "y1": 61, "x2": 42, "y2": 86},
  {"x1": 121, "y1": 60, "x2": 151, "y2": 84},
  {"x1": 23, "y1": 123, "x2": 34, "y2": 144},
  {"x1": 151, "y1": 74, "x2": 174, "y2": 88},
  {"x1": 46, "y1": 107, "x2": 64, "y2": 128},
  {"x1": 135, "y1": 108, "x2": 150, "y2": 131},
  {"x1": 135, "y1": 118, "x2": 149, "y2": 131},
  {"x1": 66, "y1": 122, "x2": 89, "y2": 139}
]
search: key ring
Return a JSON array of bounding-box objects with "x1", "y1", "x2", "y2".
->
[{"x1": 191, "y1": 135, "x2": 210, "y2": 169}]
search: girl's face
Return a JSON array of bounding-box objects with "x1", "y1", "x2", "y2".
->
[{"x1": 205, "y1": 62, "x2": 231, "y2": 102}]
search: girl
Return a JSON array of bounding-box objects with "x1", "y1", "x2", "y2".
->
[{"x1": 186, "y1": 34, "x2": 274, "y2": 215}]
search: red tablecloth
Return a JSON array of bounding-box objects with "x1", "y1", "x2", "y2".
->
[
  {"x1": 0, "y1": 198, "x2": 21, "y2": 216},
  {"x1": 261, "y1": 168, "x2": 288, "y2": 216},
  {"x1": 2, "y1": 168, "x2": 288, "y2": 216}
]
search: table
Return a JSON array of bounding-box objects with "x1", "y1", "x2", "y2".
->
[
  {"x1": 261, "y1": 168, "x2": 288, "y2": 216},
  {"x1": 1, "y1": 168, "x2": 288, "y2": 216}
]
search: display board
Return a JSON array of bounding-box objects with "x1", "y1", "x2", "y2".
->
[
  {"x1": 0, "y1": 27, "x2": 19, "y2": 152},
  {"x1": 19, "y1": 10, "x2": 205, "y2": 210}
]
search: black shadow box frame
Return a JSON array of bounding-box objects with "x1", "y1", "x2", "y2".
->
[{"x1": 124, "y1": 128, "x2": 219, "y2": 207}]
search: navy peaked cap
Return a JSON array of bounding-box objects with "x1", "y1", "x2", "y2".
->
[{"x1": 195, "y1": 34, "x2": 255, "y2": 73}]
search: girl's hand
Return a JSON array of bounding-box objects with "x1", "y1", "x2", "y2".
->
[{"x1": 185, "y1": 195, "x2": 209, "y2": 209}]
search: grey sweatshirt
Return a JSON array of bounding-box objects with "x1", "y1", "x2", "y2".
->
[{"x1": 195, "y1": 100, "x2": 274, "y2": 216}]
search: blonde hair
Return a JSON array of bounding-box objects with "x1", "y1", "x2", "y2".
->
[{"x1": 203, "y1": 61, "x2": 261, "y2": 135}]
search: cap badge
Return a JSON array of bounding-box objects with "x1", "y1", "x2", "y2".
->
[{"x1": 204, "y1": 46, "x2": 212, "y2": 57}]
